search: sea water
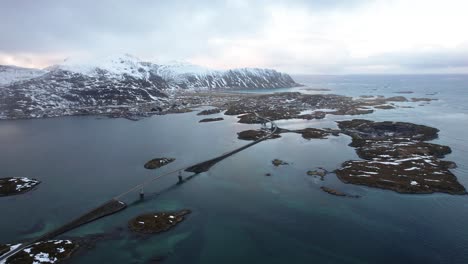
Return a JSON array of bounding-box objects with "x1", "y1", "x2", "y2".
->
[{"x1": 0, "y1": 75, "x2": 467, "y2": 263}]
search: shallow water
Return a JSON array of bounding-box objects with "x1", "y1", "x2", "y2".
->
[{"x1": 1, "y1": 75, "x2": 468, "y2": 263}]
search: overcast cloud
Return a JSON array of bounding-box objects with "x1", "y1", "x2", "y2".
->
[{"x1": 0, "y1": 0, "x2": 467, "y2": 74}]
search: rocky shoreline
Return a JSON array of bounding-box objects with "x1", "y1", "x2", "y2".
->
[
  {"x1": 0, "y1": 240, "x2": 78, "y2": 264},
  {"x1": 0, "y1": 88, "x2": 438, "y2": 121}
]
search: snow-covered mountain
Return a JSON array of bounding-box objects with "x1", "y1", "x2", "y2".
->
[
  {"x1": 0, "y1": 65, "x2": 46, "y2": 86},
  {"x1": 157, "y1": 61, "x2": 297, "y2": 90},
  {"x1": 0, "y1": 54, "x2": 300, "y2": 119}
]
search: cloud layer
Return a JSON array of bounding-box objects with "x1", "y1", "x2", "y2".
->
[{"x1": 1, "y1": 0, "x2": 467, "y2": 74}]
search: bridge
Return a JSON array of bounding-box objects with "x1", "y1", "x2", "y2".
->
[{"x1": 0, "y1": 112, "x2": 277, "y2": 261}]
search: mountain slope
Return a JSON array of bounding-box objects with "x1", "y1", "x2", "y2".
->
[
  {"x1": 0, "y1": 65, "x2": 46, "y2": 86},
  {"x1": 0, "y1": 55, "x2": 300, "y2": 119}
]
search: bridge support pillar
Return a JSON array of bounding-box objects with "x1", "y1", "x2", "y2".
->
[{"x1": 178, "y1": 171, "x2": 183, "y2": 183}]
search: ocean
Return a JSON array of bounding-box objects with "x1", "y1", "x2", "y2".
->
[{"x1": 0, "y1": 74, "x2": 467, "y2": 263}]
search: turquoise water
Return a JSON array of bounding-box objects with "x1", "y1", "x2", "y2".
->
[{"x1": 1, "y1": 75, "x2": 468, "y2": 263}]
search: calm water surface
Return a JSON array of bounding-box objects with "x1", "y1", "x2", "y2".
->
[{"x1": 1, "y1": 75, "x2": 468, "y2": 263}]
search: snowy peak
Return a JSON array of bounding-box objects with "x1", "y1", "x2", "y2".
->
[
  {"x1": 0, "y1": 65, "x2": 46, "y2": 86},
  {"x1": 155, "y1": 61, "x2": 215, "y2": 80},
  {"x1": 42, "y1": 54, "x2": 299, "y2": 90},
  {"x1": 48, "y1": 54, "x2": 156, "y2": 79},
  {"x1": 0, "y1": 54, "x2": 300, "y2": 119}
]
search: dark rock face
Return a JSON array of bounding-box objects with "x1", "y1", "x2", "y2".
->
[
  {"x1": 0, "y1": 244, "x2": 8, "y2": 256},
  {"x1": 4, "y1": 240, "x2": 78, "y2": 264},
  {"x1": 128, "y1": 210, "x2": 191, "y2": 234},
  {"x1": 144, "y1": 158, "x2": 175, "y2": 170},
  {"x1": 335, "y1": 119, "x2": 465, "y2": 194},
  {"x1": 168, "y1": 68, "x2": 299, "y2": 90},
  {"x1": 0, "y1": 177, "x2": 40, "y2": 197},
  {"x1": 199, "y1": 117, "x2": 224, "y2": 123}
]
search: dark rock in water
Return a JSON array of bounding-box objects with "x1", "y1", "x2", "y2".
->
[
  {"x1": 199, "y1": 117, "x2": 223, "y2": 123},
  {"x1": 293, "y1": 128, "x2": 330, "y2": 139},
  {"x1": 335, "y1": 119, "x2": 466, "y2": 195},
  {"x1": 411, "y1": 97, "x2": 436, "y2": 102},
  {"x1": 166, "y1": 108, "x2": 193, "y2": 114},
  {"x1": 197, "y1": 108, "x2": 221, "y2": 115},
  {"x1": 265, "y1": 173, "x2": 272, "y2": 176},
  {"x1": 144, "y1": 158, "x2": 175, "y2": 170},
  {"x1": 4, "y1": 240, "x2": 78, "y2": 264},
  {"x1": 385, "y1": 96, "x2": 408, "y2": 102},
  {"x1": 374, "y1": 105, "x2": 395, "y2": 110},
  {"x1": 272, "y1": 159, "x2": 288, "y2": 166},
  {"x1": 320, "y1": 187, "x2": 361, "y2": 198},
  {"x1": 320, "y1": 186, "x2": 346, "y2": 196},
  {"x1": 0, "y1": 177, "x2": 40, "y2": 197},
  {"x1": 307, "y1": 168, "x2": 328, "y2": 180},
  {"x1": 237, "y1": 130, "x2": 281, "y2": 141},
  {"x1": 128, "y1": 209, "x2": 191, "y2": 234}
]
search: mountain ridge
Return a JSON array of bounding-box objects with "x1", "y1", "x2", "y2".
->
[{"x1": 0, "y1": 54, "x2": 300, "y2": 120}]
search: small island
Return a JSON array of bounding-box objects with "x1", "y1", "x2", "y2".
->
[
  {"x1": 2, "y1": 240, "x2": 78, "y2": 264},
  {"x1": 199, "y1": 117, "x2": 224, "y2": 123},
  {"x1": 307, "y1": 168, "x2": 328, "y2": 180},
  {"x1": 335, "y1": 119, "x2": 465, "y2": 194},
  {"x1": 128, "y1": 209, "x2": 191, "y2": 234},
  {"x1": 144, "y1": 158, "x2": 175, "y2": 170},
  {"x1": 272, "y1": 159, "x2": 288, "y2": 166},
  {"x1": 0, "y1": 177, "x2": 41, "y2": 197},
  {"x1": 197, "y1": 108, "x2": 222, "y2": 115},
  {"x1": 237, "y1": 130, "x2": 281, "y2": 141}
]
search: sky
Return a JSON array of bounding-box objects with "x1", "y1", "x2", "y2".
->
[{"x1": 1, "y1": 0, "x2": 468, "y2": 74}]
